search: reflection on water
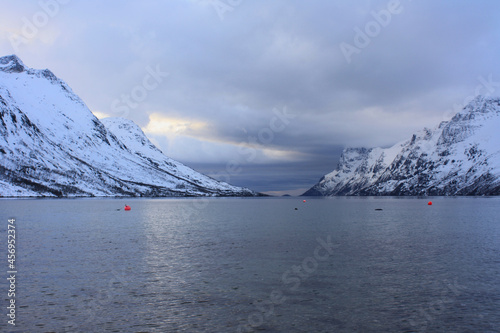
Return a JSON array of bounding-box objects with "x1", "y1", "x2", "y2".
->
[{"x1": 0, "y1": 197, "x2": 499, "y2": 332}]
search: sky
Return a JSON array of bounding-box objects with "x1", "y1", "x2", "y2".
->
[{"x1": 1, "y1": 0, "x2": 500, "y2": 195}]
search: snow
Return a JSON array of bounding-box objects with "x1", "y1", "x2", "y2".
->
[
  {"x1": 0, "y1": 180, "x2": 45, "y2": 197},
  {"x1": 0, "y1": 55, "x2": 256, "y2": 197},
  {"x1": 304, "y1": 95, "x2": 500, "y2": 196}
]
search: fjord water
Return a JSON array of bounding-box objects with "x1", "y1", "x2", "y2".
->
[{"x1": 1, "y1": 197, "x2": 499, "y2": 332}]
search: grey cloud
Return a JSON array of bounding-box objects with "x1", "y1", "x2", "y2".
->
[{"x1": 1, "y1": 0, "x2": 500, "y2": 194}]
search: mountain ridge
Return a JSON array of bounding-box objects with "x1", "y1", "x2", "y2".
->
[
  {"x1": 0, "y1": 55, "x2": 257, "y2": 197},
  {"x1": 303, "y1": 95, "x2": 500, "y2": 196}
]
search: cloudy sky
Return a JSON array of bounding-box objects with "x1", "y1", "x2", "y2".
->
[{"x1": 1, "y1": 1, "x2": 500, "y2": 195}]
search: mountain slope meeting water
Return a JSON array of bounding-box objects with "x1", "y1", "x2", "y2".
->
[
  {"x1": 0, "y1": 55, "x2": 256, "y2": 197},
  {"x1": 304, "y1": 96, "x2": 500, "y2": 196}
]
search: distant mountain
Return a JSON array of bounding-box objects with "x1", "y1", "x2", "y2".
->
[
  {"x1": 303, "y1": 96, "x2": 500, "y2": 196},
  {"x1": 0, "y1": 55, "x2": 256, "y2": 197}
]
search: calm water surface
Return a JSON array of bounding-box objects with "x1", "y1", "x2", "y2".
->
[{"x1": 0, "y1": 197, "x2": 499, "y2": 332}]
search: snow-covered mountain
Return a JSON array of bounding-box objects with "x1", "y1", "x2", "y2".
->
[
  {"x1": 303, "y1": 96, "x2": 500, "y2": 196},
  {"x1": 0, "y1": 55, "x2": 256, "y2": 197}
]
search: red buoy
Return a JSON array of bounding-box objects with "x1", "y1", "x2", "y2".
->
[
  {"x1": 427, "y1": 201, "x2": 433, "y2": 206},
  {"x1": 124, "y1": 205, "x2": 131, "y2": 211},
  {"x1": 303, "y1": 200, "x2": 306, "y2": 203}
]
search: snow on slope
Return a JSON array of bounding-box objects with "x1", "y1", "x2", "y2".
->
[
  {"x1": 0, "y1": 55, "x2": 256, "y2": 197},
  {"x1": 101, "y1": 117, "x2": 250, "y2": 194},
  {"x1": 303, "y1": 96, "x2": 500, "y2": 196}
]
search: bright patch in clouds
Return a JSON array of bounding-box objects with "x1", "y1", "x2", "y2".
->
[
  {"x1": 143, "y1": 113, "x2": 208, "y2": 138},
  {"x1": 142, "y1": 112, "x2": 305, "y2": 165},
  {"x1": 92, "y1": 111, "x2": 111, "y2": 119},
  {"x1": 261, "y1": 147, "x2": 305, "y2": 162}
]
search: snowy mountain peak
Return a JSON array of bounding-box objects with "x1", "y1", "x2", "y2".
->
[
  {"x1": 437, "y1": 95, "x2": 500, "y2": 147},
  {"x1": 453, "y1": 95, "x2": 500, "y2": 121},
  {"x1": 0, "y1": 55, "x2": 257, "y2": 197},
  {"x1": 304, "y1": 96, "x2": 500, "y2": 196},
  {"x1": 0, "y1": 55, "x2": 25, "y2": 73},
  {"x1": 101, "y1": 117, "x2": 163, "y2": 154}
]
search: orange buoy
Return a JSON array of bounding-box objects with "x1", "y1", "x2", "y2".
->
[
  {"x1": 427, "y1": 201, "x2": 432, "y2": 206},
  {"x1": 124, "y1": 205, "x2": 131, "y2": 211}
]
